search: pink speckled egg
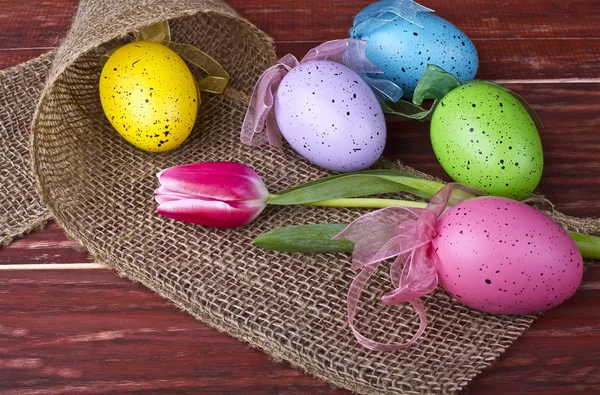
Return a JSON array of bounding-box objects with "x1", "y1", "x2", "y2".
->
[
  {"x1": 274, "y1": 60, "x2": 386, "y2": 172},
  {"x1": 432, "y1": 196, "x2": 583, "y2": 314}
]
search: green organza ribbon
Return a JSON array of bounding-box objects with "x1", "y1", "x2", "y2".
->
[
  {"x1": 103, "y1": 21, "x2": 230, "y2": 96},
  {"x1": 381, "y1": 64, "x2": 543, "y2": 129}
]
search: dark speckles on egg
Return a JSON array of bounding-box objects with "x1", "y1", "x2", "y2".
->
[
  {"x1": 99, "y1": 41, "x2": 198, "y2": 152},
  {"x1": 430, "y1": 81, "x2": 543, "y2": 200},
  {"x1": 273, "y1": 60, "x2": 386, "y2": 172},
  {"x1": 355, "y1": 12, "x2": 478, "y2": 98},
  {"x1": 432, "y1": 196, "x2": 583, "y2": 315}
]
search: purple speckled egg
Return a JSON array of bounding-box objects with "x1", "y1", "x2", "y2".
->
[
  {"x1": 432, "y1": 196, "x2": 583, "y2": 314},
  {"x1": 274, "y1": 60, "x2": 386, "y2": 172}
]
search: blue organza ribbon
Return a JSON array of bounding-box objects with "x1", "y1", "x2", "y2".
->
[{"x1": 350, "y1": 0, "x2": 434, "y2": 38}]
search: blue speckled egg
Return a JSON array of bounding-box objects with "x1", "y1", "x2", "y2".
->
[
  {"x1": 356, "y1": 12, "x2": 478, "y2": 98},
  {"x1": 274, "y1": 60, "x2": 386, "y2": 172}
]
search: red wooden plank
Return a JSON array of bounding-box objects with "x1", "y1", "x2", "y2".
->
[
  {"x1": 1, "y1": 0, "x2": 598, "y2": 50},
  {"x1": 0, "y1": 49, "x2": 50, "y2": 69},
  {"x1": 0, "y1": 1, "x2": 77, "y2": 48},
  {"x1": 3, "y1": 1, "x2": 599, "y2": 79},
  {"x1": 0, "y1": 223, "x2": 91, "y2": 266},
  {"x1": 468, "y1": 264, "x2": 600, "y2": 394},
  {"x1": 0, "y1": 267, "x2": 598, "y2": 394},
  {"x1": 0, "y1": 270, "x2": 346, "y2": 394},
  {"x1": 230, "y1": 0, "x2": 600, "y2": 41}
]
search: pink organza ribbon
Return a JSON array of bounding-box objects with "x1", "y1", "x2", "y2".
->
[
  {"x1": 240, "y1": 39, "x2": 399, "y2": 149},
  {"x1": 333, "y1": 183, "x2": 458, "y2": 351}
]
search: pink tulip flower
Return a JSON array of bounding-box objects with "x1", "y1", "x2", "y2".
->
[{"x1": 155, "y1": 162, "x2": 269, "y2": 228}]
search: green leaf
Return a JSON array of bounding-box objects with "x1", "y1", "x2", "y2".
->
[
  {"x1": 379, "y1": 98, "x2": 438, "y2": 122},
  {"x1": 267, "y1": 170, "x2": 445, "y2": 205},
  {"x1": 413, "y1": 64, "x2": 461, "y2": 106},
  {"x1": 253, "y1": 224, "x2": 353, "y2": 253},
  {"x1": 359, "y1": 169, "x2": 445, "y2": 198},
  {"x1": 569, "y1": 232, "x2": 600, "y2": 261}
]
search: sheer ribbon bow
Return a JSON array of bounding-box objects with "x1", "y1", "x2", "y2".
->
[
  {"x1": 334, "y1": 183, "x2": 461, "y2": 351},
  {"x1": 240, "y1": 39, "x2": 403, "y2": 149}
]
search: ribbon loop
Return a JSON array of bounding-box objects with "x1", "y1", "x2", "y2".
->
[
  {"x1": 130, "y1": 22, "x2": 230, "y2": 97},
  {"x1": 334, "y1": 183, "x2": 465, "y2": 351},
  {"x1": 241, "y1": 39, "x2": 403, "y2": 148},
  {"x1": 346, "y1": 262, "x2": 428, "y2": 352},
  {"x1": 135, "y1": 20, "x2": 171, "y2": 44}
]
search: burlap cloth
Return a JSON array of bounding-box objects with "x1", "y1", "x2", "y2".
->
[{"x1": 1, "y1": 0, "x2": 599, "y2": 393}]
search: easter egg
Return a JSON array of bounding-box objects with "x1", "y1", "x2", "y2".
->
[
  {"x1": 99, "y1": 41, "x2": 199, "y2": 152},
  {"x1": 432, "y1": 196, "x2": 583, "y2": 314},
  {"x1": 273, "y1": 60, "x2": 386, "y2": 172},
  {"x1": 354, "y1": 12, "x2": 478, "y2": 98},
  {"x1": 430, "y1": 81, "x2": 544, "y2": 200}
]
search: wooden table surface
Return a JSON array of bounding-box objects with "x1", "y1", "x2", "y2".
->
[{"x1": 1, "y1": 1, "x2": 599, "y2": 394}]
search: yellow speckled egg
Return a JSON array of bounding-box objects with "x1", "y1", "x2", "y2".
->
[{"x1": 99, "y1": 41, "x2": 199, "y2": 152}]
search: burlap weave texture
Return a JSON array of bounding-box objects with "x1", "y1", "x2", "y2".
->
[
  {"x1": 1, "y1": 53, "x2": 54, "y2": 246},
  {"x1": 3, "y1": 0, "x2": 597, "y2": 393}
]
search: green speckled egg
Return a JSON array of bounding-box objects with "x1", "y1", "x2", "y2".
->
[
  {"x1": 430, "y1": 81, "x2": 543, "y2": 200},
  {"x1": 99, "y1": 41, "x2": 198, "y2": 152}
]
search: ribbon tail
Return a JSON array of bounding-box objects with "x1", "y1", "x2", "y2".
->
[
  {"x1": 133, "y1": 22, "x2": 229, "y2": 95},
  {"x1": 341, "y1": 39, "x2": 382, "y2": 74},
  {"x1": 334, "y1": 206, "x2": 433, "y2": 270},
  {"x1": 389, "y1": 251, "x2": 409, "y2": 288},
  {"x1": 278, "y1": 53, "x2": 301, "y2": 70},
  {"x1": 361, "y1": 74, "x2": 404, "y2": 102},
  {"x1": 168, "y1": 42, "x2": 230, "y2": 94},
  {"x1": 302, "y1": 39, "x2": 404, "y2": 102},
  {"x1": 348, "y1": 263, "x2": 427, "y2": 352},
  {"x1": 265, "y1": 109, "x2": 283, "y2": 150},
  {"x1": 241, "y1": 64, "x2": 289, "y2": 147},
  {"x1": 344, "y1": 40, "x2": 404, "y2": 102}
]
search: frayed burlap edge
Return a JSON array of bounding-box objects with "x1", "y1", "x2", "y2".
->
[{"x1": 0, "y1": 52, "x2": 55, "y2": 246}]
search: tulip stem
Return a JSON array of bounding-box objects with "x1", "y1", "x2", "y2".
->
[
  {"x1": 569, "y1": 232, "x2": 600, "y2": 261},
  {"x1": 302, "y1": 198, "x2": 429, "y2": 209}
]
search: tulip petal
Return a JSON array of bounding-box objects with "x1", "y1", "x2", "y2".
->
[
  {"x1": 156, "y1": 197, "x2": 266, "y2": 228},
  {"x1": 157, "y1": 162, "x2": 269, "y2": 201},
  {"x1": 155, "y1": 186, "x2": 197, "y2": 204}
]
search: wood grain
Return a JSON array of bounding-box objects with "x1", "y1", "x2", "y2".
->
[
  {"x1": 1, "y1": 0, "x2": 599, "y2": 394},
  {"x1": 2, "y1": 0, "x2": 599, "y2": 80},
  {"x1": 0, "y1": 224, "x2": 90, "y2": 266},
  {"x1": 0, "y1": 270, "x2": 343, "y2": 394},
  {"x1": 3, "y1": 0, "x2": 598, "y2": 47}
]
